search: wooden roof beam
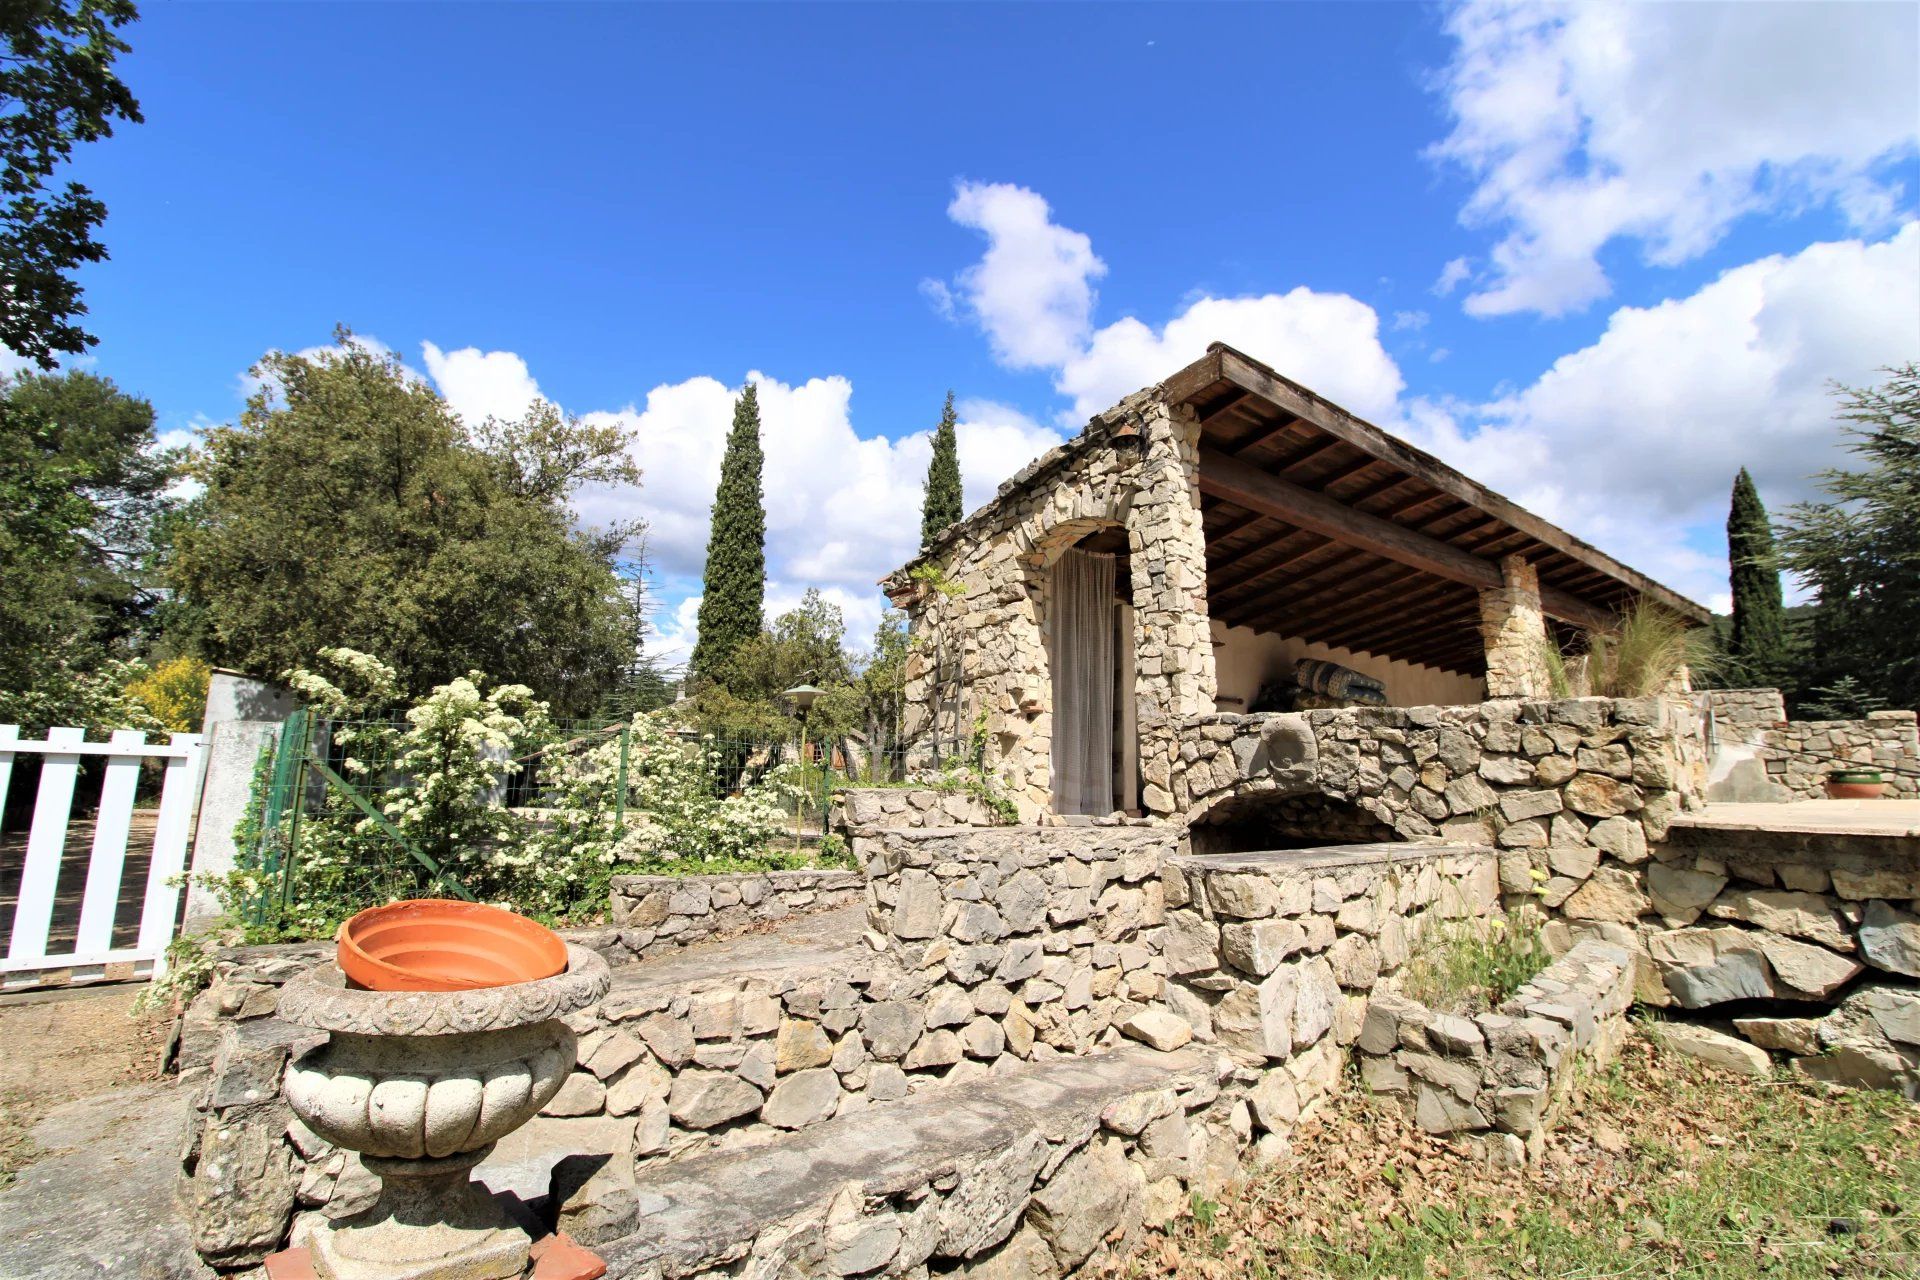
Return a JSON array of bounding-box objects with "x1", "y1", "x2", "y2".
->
[
  {"x1": 1200, "y1": 346, "x2": 1710, "y2": 622},
  {"x1": 1198, "y1": 446, "x2": 1617, "y2": 631}
]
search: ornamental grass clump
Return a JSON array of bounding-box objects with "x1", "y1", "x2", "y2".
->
[{"x1": 1580, "y1": 601, "x2": 1714, "y2": 698}]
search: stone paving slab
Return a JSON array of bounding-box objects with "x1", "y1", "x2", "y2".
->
[
  {"x1": 599, "y1": 1045, "x2": 1213, "y2": 1276},
  {"x1": 0, "y1": 1082, "x2": 219, "y2": 1280}
]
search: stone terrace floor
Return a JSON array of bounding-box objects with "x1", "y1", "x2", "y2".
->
[
  {"x1": 605, "y1": 900, "x2": 869, "y2": 994},
  {"x1": 1672, "y1": 799, "x2": 1920, "y2": 838}
]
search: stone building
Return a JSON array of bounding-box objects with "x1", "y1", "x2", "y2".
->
[{"x1": 883, "y1": 343, "x2": 1710, "y2": 822}]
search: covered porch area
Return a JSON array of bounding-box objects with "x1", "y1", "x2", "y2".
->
[{"x1": 1164, "y1": 345, "x2": 1710, "y2": 712}]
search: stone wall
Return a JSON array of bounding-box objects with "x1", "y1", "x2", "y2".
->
[
  {"x1": 1761, "y1": 711, "x2": 1920, "y2": 799},
  {"x1": 862, "y1": 825, "x2": 1178, "y2": 1058},
  {"x1": 1704, "y1": 689, "x2": 1919, "y2": 800},
  {"x1": 1705, "y1": 687, "x2": 1786, "y2": 727},
  {"x1": 882, "y1": 386, "x2": 1218, "y2": 820},
  {"x1": 831, "y1": 785, "x2": 1009, "y2": 836},
  {"x1": 1352, "y1": 940, "x2": 1636, "y2": 1165},
  {"x1": 1169, "y1": 696, "x2": 1706, "y2": 879},
  {"x1": 1157, "y1": 844, "x2": 1502, "y2": 1158},
  {"x1": 595, "y1": 1048, "x2": 1256, "y2": 1280},
  {"x1": 607, "y1": 869, "x2": 863, "y2": 960},
  {"x1": 1638, "y1": 817, "x2": 1920, "y2": 1094}
]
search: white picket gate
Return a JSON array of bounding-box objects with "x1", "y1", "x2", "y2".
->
[{"x1": 0, "y1": 724, "x2": 207, "y2": 990}]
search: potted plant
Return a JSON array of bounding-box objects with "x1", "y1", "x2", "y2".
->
[{"x1": 1825, "y1": 768, "x2": 1888, "y2": 800}]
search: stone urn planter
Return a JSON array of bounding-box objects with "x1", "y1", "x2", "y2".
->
[
  {"x1": 273, "y1": 939, "x2": 611, "y2": 1279},
  {"x1": 1826, "y1": 769, "x2": 1888, "y2": 800}
]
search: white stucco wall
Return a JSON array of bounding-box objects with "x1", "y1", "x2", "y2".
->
[{"x1": 1210, "y1": 619, "x2": 1484, "y2": 711}]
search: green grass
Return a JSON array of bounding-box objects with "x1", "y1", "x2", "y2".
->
[
  {"x1": 1134, "y1": 1031, "x2": 1920, "y2": 1279},
  {"x1": 1398, "y1": 909, "x2": 1552, "y2": 1013}
]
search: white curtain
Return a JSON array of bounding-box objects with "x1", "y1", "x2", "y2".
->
[{"x1": 1051, "y1": 548, "x2": 1116, "y2": 815}]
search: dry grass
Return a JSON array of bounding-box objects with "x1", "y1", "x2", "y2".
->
[
  {"x1": 0, "y1": 986, "x2": 170, "y2": 1186},
  {"x1": 1114, "y1": 1028, "x2": 1920, "y2": 1279},
  {"x1": 1583, "y1": 602, "x2": 1714, "y2": 698}
]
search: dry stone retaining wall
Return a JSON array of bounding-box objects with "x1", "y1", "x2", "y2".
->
[
  {"x1": 1760, "y1": 712, "x2": 1920, "y2": 799},
  {"x1": 1639, "y1": 819, "x2": 1920, "y2": 1094},
  {"x1": 862, "y1": 825, "x2": 1179, "y2": 1059},
  {"x1": 595, "y1": 1047, "x2": 1257, "y2": 1280},
  {"x1": 1157, "y1": 844, "x2": 1503, "y2": 1158},
  {"x1": 830, "y1": 786, "x2": 1009, "y2": 838},
  {"x1": 1352, "y1": 940, "x2": 1636, "y2": 1165},
  {"x1": 607, "y1": 869, "x2": 863, "y2": 960}
]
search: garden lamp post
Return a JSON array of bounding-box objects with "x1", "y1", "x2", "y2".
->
[{"x1": 784, "y1": 683, "x2": 824, "y2": 853}]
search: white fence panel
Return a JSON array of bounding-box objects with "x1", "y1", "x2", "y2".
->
[{"x1": 0, "y1": 725, "x2": 207, "y2": 990}]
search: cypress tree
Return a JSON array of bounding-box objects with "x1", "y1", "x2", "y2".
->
[
  {"x1": 1727, "y1": 467, "x2": 1788, "y2": 685},
  {"x1": 691, "y1": 385, "x2": 767, "y2": 683},
  {"x1": 920, "y1": 391, "x2": 963, "y2": 552}
]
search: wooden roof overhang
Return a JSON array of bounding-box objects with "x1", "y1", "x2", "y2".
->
[{"x1": 1165, "y1": 344, "x2": 1711, "y2": 678}]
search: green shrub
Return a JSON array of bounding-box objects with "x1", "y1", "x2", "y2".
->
[{"x1": 1400, "y1": 908, "x2": 1551, "y2": 1013}]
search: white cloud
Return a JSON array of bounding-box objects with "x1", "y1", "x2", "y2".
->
[
  {"x1": 1398, "y1": 223, "x2": 1920, "y2": 604},
  {"x1": 421, "y1": 342, "x2": 543, "y2": 426},
  {"x1": 560, "y1": 371, "x2": 1066, "y2": 662},
  {"x1": 1431, "y1": 0, "x2": 1919, "y2": 316},
  {"x1": 925, "y1": 182, "x2": 1107, "y2": 370},
  {"x1": 1432, "y1": 257, "x2": 1472, "y2": 296},
  {"x1": 1058, "y1": 290, "x2": 1407, "y2": 425},
  {"x1": 932, "y1": 181, "x2": 1409, "y2": 427},
  {"x1": 1392, "y1": 310, "x2": 1430, "y2": 332}
]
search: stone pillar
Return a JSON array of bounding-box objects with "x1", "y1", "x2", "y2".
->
[
  {"x1": 1478, "y1": 554, "x2": 1552, "y2": 699},
  {"x1": 1129, "y1": 399, "x2": 1220, "y2": 818}
]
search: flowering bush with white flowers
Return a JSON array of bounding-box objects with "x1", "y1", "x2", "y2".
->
[
  {"x1": 525, "y1": 713, "x2": 807, "y2": 891},
  {"x1": 207, "y1": 648, "x2": 830, "y2": 938}
]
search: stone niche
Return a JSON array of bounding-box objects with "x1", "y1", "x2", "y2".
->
[{"x1": 1185, "y1": 791, "x2": 1401, "y2": 857}]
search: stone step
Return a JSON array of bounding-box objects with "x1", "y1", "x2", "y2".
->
[
  {"x1": 582, "y1": 1044, "x2": 1230, "y2": 1279},
  {"x1": 600, "y1": 902, "x2": 872, "y2": 1003}
]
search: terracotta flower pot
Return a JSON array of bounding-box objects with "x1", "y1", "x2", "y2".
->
[
  {"x1": 337, "y1": 898, "x2": 568, "y2": 991},
  {"x1": 1825, "y1": 770, "x2": 1888, "y2": 800}
]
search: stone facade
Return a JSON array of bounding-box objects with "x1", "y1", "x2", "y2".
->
[
  {"x1": 884, "y1": 388, "x2": 1217, "y2": 820},
  {"x1": 608, "y1": 869, "x2": 864, "y2": 960}
]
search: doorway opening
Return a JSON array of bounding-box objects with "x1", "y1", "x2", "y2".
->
[{"x1": 1049, "y1": 527, "x2": 1137, "y2": 816}]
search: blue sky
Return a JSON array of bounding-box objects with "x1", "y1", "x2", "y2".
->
[{"x1": 44, "y1": 2, "x2": 1920, "y2": 662}]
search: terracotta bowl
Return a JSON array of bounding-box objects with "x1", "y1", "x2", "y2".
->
[
  {"x1": 1825, "y1": 778, "x2": 1889, "y2": 800},
  {"x1": 337, "y1": 899, "x2": 568, "y2": 992}
]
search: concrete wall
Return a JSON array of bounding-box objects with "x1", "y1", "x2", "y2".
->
[{"x1": 182, "y1": 719, "x2": 282, "y2": 932}]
